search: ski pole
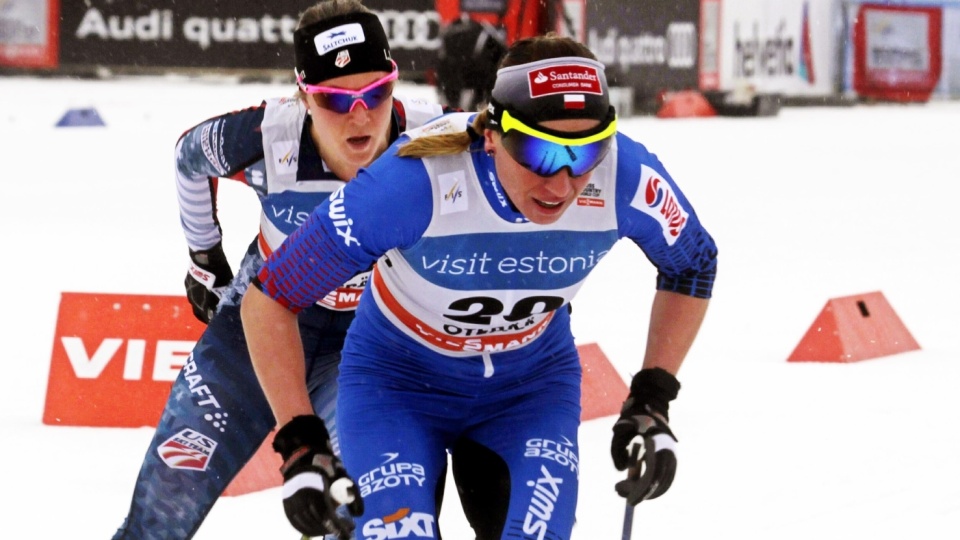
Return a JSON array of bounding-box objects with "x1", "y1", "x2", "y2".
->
[{"x1": 621, "y1": 442, "x2": 642, "y2": 540}]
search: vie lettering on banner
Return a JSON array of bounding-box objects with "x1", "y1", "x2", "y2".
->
[{"x1": 43, "y1": 292, "x2": 202, "y2": 428}]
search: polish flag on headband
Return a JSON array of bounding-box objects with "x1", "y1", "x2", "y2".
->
[{"x1": 564, "y1": 94, "x2": 586, "y2": 109}]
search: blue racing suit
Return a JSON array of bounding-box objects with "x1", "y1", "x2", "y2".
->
[{"x1": 256, "y1": 113, "x2": 718, "y2": 539}]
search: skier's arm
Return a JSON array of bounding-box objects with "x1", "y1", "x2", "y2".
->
[
  {"x1": 174, "y1": 104, "x2": 266, "y2": 251},
  {"x1": 642, "y1": 290, "x2": 708, "y2": 376},
  {"x1": 240, "y1": 286, "x2": 313, "y2": 426}
]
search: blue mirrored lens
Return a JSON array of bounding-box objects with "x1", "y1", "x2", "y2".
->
[
  {"x1": 501, "y1": 131, "x2": 612, "y2": 177},
  {"x1": 317, "y1": 83, "x2": 393, "y2": 113}
]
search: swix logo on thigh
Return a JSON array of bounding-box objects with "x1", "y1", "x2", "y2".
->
[
  {"x1": 361, "y1": 507, "x2": 435, "y2": 540},
  {"x1": 358, "y1": 452, "x2": 427, "y2": 497},
  {"x1": 157, "y1": 428, "x2": 218, "y2": 472},
  {"x1": 522, "y1": 465, "x2": 564, "y2": 540}
]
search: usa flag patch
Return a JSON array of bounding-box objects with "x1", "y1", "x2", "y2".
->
[{"x1": 157, "y1": 428, "x2": 218, "y2": 471}]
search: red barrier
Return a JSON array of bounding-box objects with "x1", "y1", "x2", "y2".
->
[{"x1": 788, "y1": 291, "x2": 920, "y2": 363}]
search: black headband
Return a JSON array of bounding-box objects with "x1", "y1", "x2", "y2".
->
[
  {"x1": 489, "y1": 57, "x2": 611, "y2": 124},
  {"x1": 294, "y1": 12, "x2": 393, "y2": 85}
]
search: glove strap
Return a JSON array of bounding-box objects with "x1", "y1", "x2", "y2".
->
[
  {"x1": 627, "y1": 368, "x2": 680, "y2": 419},
  {"x1": 273, "y1": 415, "x2": 332, "y2": 461}
]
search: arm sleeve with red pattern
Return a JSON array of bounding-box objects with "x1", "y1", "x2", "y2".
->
[{"x1": 254, "y1": 213, "x2": 371, "y2": 313}]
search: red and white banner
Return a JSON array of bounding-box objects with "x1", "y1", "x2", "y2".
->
[
  {"x1": 43, "y1": 292, "x2": 203, "y2": 428},
  {"x1": 0, "y1": 0, "x2": 59, "y2": 69},
  {"x1": 853, "y1": 3, "x2": 942, "y2": 102}
]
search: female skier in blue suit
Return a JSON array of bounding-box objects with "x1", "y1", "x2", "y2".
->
[{"x1": 242, "y1": 34, "x2": 718, "y2": 540}]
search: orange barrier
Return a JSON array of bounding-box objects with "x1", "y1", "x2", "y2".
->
[
  {"x1": 656, "y1": 90, "x2": 717, "y2": 119},
  {"x1": 787, "y1": 291, "x2": 920, "y2": 363}
]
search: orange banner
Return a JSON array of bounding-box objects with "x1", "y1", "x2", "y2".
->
[{"x1": 43, "y1": 292, "x2": 203, "y2": 427}]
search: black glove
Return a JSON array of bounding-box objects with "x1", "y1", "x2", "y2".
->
[
  {"x1": 184, "y1": 242, "x2": 233, "y2": 323},
  {"x1": 611, "y1": 368, "x2": 680, "y2": 505},
  {"x1": 273, "y1": 415, "x2": 363, "y2": 539}
]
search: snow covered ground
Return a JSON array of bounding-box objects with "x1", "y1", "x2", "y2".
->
[{"x1": 2, "y1": 75, "x2": 958, "y2": 539}]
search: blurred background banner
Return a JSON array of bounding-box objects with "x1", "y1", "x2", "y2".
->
[
  {"x1": 585, "y1": 0, "x2": 699, "y2": 112},
  {"x1": 5, "y1": 0, "x2": 960, "y2": 109},
  {"x1": 0, "y1": 0, "x2": 59, "y2": 69},
  {"x1": 56, "y1": 0, "x2": 440, "y2": 77}
]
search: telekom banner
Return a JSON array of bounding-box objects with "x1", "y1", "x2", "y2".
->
[{"x1": 0, "y1": 0, "x2": 59, "y2": 69}]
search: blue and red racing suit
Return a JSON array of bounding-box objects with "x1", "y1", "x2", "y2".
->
[{"x1": 256, "y1": 112, "x2": 718, "y2": 540}]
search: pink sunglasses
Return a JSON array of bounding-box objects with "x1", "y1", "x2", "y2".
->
[{"x1": 297, "y1": 61, "x2": 399, "y2": 113}]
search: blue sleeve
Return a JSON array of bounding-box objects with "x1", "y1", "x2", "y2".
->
[
  {"x1": 257, "y1": 139, "x2": 434, "y2": 311},
  {"x1": 614, "y1": 133, "x2": 718, "y2": 299}
]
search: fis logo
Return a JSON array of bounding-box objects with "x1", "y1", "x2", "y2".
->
[
  {"x1": 279, "y1": 148, "x2": 297, "y2": 166},
  {"x1": 328, "y1": 187, "x2": 360, "y2": 247},
  {"x1": 361, "y1": 507, "x2": 436, "y2": 539},
  {"x1": 271, "y1": 140, "x2": 299, "y2": 175},
  {"x1": 439, "y1": 171, "x2": 468, "y2": 215},
  {"x1": 158, "y1": 428, "x2": 218, "y2": 471},
  {"x1": 444, "y1": 183, "x2": 463, "y2": 204}
]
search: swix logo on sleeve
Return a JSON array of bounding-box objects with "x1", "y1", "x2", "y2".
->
[
  {"x1": 157, "y1": 428, "x2": 218, "y2": 471},
  {"x1": 328, "y1": 186, "x2": 360, "y2": 247},
  {"x1": 315, "y1": 22, "x2": 365, "y2": 55},
  {"x1": 630, "y1": 165, "x2": 689, "y2": 245},
  {"x1": 361, "y1": 507, "x2": 435, "y2": 540},
  {"x1": 528, "y1": 64, "x2": 602, "y2": 97}
]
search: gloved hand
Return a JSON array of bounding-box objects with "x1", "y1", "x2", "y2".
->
[
  {"x1": 611, "y1": 367, "x2": 680, "y2": 505},
  {"x1": 273, "y1": 415, "x2": 363, "y2": 539},
  {"x1": 184, "y1": 242, "x2": 233, "y2": 323}
]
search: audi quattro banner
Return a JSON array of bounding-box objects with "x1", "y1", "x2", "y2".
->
[
  {"x1": 585, "y1": 0, "x2": 699, "y2": 110},
  {"x1": 58, "y1": 0, "x2": 440, "y2": 77}
]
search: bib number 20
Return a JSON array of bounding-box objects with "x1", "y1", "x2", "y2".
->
[{"x1": 445, "y1": 295, "x2": 564, "y2": 324}]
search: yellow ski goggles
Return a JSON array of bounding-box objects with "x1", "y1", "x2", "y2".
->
[{"x1": 495, "y1": 106, "x2": 617, "y2": 177}]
